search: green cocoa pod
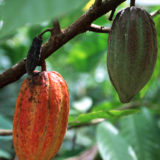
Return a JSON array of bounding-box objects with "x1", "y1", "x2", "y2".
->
[{"x1": 107, "y1": 7, "x2": 157, "y2": 103}]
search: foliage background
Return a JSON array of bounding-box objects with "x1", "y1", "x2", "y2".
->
[{"x1": 0, "y1": 0, "x2": 160, "y2": 159}]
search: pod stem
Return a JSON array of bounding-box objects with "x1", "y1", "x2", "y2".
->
[
  {"x1": 41, "y1": 60, "x2": 47, "y2": 71},
  {"x1": 38, "y1": 28, "x2": 52, "y2": 39},
  {"x1": 130, "y1": 0, "x2": 135, "y2": 7}
]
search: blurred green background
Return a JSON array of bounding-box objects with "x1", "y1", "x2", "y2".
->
[{"x1": 0, "y1": 0, "x2": 160, "y2": 160}]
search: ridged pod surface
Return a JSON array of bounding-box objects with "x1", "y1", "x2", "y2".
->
[
  {"x1": 107, "y1": 7, "x2": 157, "y2": 103},
  {"x1": 13, "y1": 71, "x2": 69, "y2": 160}
]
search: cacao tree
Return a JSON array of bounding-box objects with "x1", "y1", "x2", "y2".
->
[{"x1": 0, "y1": 0, "x2": 160, "y2": 160}]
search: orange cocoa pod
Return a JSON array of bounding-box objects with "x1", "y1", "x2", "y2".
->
[{"x1": 13, "y1": 71, "x2": 69, "y2": 160}]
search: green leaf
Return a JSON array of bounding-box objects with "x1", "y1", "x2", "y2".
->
[
  {"x1": 109, "y1": 109, "x2": 139, "y2": 117},
  {"x1": 119, "y1": 108, "x2": 160, "y2": 160},
  {"x1": 92, "y1": 101, "x2": 121, "y2": 112},
  {"x1": 67, "y1": 32, "x2": 107, "y2": 72},
  {"x1": 0, "y1": 0, "x2": 87, "y2": 38},
  {"x1": 0, "y1": 136, "x2": 14, "y2": 159},
  {"x1": 76, "y1": 110, "x2": 113, "y2": 122},
  {"x1": 69, "y1": 108, "x2": 138, "y2": 127},
  {"x1": 0, "y1": 115, "x2": 12, "y2": 129},
  {"x1": 97, "y1": 122, "x2": 137, "y2": 160}
]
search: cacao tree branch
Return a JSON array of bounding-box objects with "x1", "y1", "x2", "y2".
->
[
  {"x1": 40, "y1": 0, "x2": 125, "y2": 61},
  {"x1": 94, "y1": 0, "x2": 102, "y2": 7},
  {"x1": 0, "y1": 0, "x2": 126, "y2": 88},
  {"x1": 88, "y1": 24, "x2": 111, "y2": 33},
  {"x1": 0, "y1": 59, "x2": 26, "y2": 88}
]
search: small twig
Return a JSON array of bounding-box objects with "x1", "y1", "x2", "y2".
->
[
  {"x1": 151, "y1": 10, "x2": 160, "y2": 17},
  {"x1": 0, "y1": 129, "x2": 12, "y2": 136},
  {"x1": 130, "y1": 0, "x2": 135, "y2": 6},
  {"x1": 68, "y1": 118, "x2": 105, "y2": 130},
  {"x1": 52, "y1": 20, "x2": 62, "y2": 35},
  {"x1": 88, "y1": 24, "x2": 111, "y2": 33},
  {"x1": 109, "y1": 8, "x2": 116, "y2": 21}
]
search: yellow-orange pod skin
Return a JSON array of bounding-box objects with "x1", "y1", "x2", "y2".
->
[{"x1": 13, "y1": 71, "x2": 69, "y2": 160}]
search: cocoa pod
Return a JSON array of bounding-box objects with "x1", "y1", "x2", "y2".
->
[
  {"x1": 107, "y1": 7, "x2": 157, "y2": 103},
  {"x1": 13, "y1": 71, "x2": 69, "y2": 160}
]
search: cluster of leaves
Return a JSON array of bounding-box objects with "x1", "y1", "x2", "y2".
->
[
  {"x1": 97, "y1": 108, "x2": 160, "y2": 160},
  {"x1": 0, "y1": 0, "x2": 160, "y2": 160}
]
